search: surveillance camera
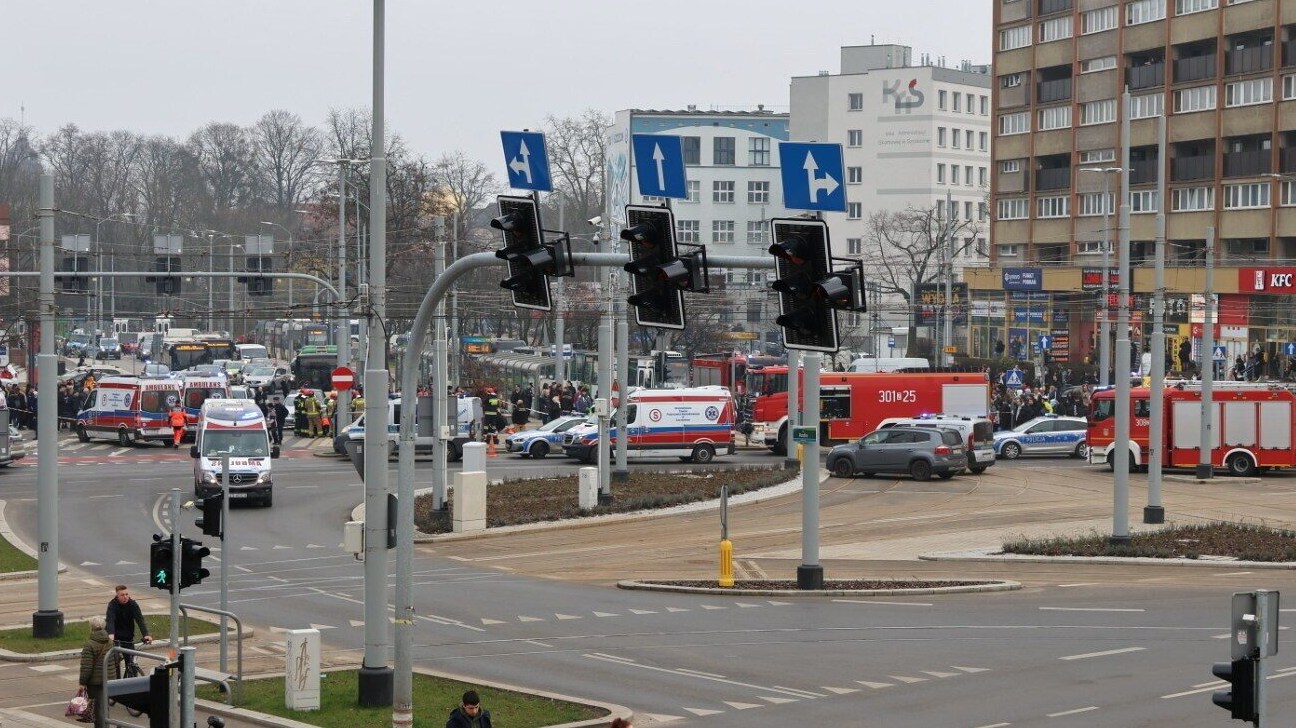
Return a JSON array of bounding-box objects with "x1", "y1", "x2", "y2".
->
[{"x1": 587, "y1": 215, "x2": 602, "y2": 226}]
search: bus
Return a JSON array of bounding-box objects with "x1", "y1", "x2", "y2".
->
[
  {"x1": 198, "y1": 337, "x2": 237, "y2": 363},
  {"x1": 163, "y1": 340, "x2": 211, "y2": 372},
  {"x1": 291, "y1": 344, "x2": 338, "y2": 391}
]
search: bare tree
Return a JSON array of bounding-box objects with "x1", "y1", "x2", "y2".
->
[
  {"x1": 250, "y1": 109, "x2": 322, "y2": 210},
  {"x1": 0, "y1": 118, "x2": 41, "y2": 223},
  {"x1": 428, "y1": 151, "x2": 500, "y2": 241},
  {"x1": 188, "y1": 122, "x2": 256, "y2": 214},
  {"x1": 542, "y1": 109, "x2": 607, "y2": 226}
]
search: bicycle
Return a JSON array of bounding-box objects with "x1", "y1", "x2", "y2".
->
[{"x1": 110, "y1": 641, "x2": 147, "y2": 717}]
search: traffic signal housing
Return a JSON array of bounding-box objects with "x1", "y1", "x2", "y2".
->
[
  {"x1": 196, "y1": 493, "x2": 223, "y2": 539},
  {"x1": 105, "y1": 667, "x2": 169, "y2": 728},
  {"x1": 61, "y1": 256, "x2": 89, "y2": 293},
  {"x1": 145, "y1": 256, "x2": 182, "y2": 296},
  {"x1": 149, "y1": 536, "x2": 173, "y2": 591},
  {"x1": 1212, "y1": 658, "x2": 1258, "y2": 722},
  {"x1": 178, "y1": 537, "x2": 210, "y2": 589},
  {"x1": 238, "y1": 256, "x2": 274, "y2": 296},
  {"x1": 492, "y1": 195, "x2": 571, "y2": 311},
  {"x1": 769, "y1": 218, "x2": 848, "y2": 353},
  {"x1": 620, "y1": 204, "x2": 710, "y2": 330}
]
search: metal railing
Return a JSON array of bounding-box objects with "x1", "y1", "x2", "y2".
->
[{"x1": 179, "y1": 603, "x2": 244, "y2": 704}]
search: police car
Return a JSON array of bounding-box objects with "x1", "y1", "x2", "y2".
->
[
  {"x1": 992, "y1": 414, "x2": 1089, "y2": 459},
  {"x1": 506, "y1": 415, "x2": 587, "y2": 459}
]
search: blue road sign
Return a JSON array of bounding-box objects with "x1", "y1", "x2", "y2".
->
[
  {"x1": 1002, "y1": 367, "x2": 1024, "y2": 389},
  {"x1": 887, "y1": 336, "x2": 895, "y2": 349},
  {"x1": 779, "y1": 142, "x2": 847, "y2": 212},
  {"x1": 631, "y1": 134, "x2": 688, "y2": 199},
  {"x1": 499, "y1": 131, "x2": 553, "y2": 192},
  {"x1": 1038, "y1": 334, "x2": 1051, "y2": 352},
  {"x1": 1213, "y1": 345, "x2": 1227, "y2": 362},
  {"x1": 1286, "y1": 342, "x2": 1296, "y2": 357}
]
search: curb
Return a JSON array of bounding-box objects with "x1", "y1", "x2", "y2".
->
[
  {"x1": 919, "y1": 549, "x2": 1296, "y2": 568},
  {"x1": 617, "y1": 579, "x2": 1023, "y2": 597},
  {"x1": 0, "y1": 626, "x2": 256, "y2": 663},
  {"x1": 0, "y1": 499, "x2": 66, "y2": 579}
]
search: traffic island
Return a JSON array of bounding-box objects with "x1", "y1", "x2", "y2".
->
[{"x1": 618, "y1": 578, "x2": 1021, "y2": 596}]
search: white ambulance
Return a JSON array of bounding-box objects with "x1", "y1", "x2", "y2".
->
[
  {"x1": 561, "y1": 386, "x2": 736, "y2": 463},
  {"x1": 191, "y1": 399, "x2": 278, "y2": 507}
]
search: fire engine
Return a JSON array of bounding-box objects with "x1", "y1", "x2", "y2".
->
[
  {"x1": 1087, "y1": 381, "x2": 1296, "y2": 476},
  {"x1": 691, "y1": 352, "x2": 785, "y2": 395},
  {"x1": 745, "y1": 366, "x2": 991, "y2": 455}
]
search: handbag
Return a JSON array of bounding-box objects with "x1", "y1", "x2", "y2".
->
[{"x1": 66, "y1": 687, "x2": 88, "y2": 717}]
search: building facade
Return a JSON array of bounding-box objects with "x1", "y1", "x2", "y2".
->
[{"x1": 984, "y1": 0, "x2": 1296, "y2": 376}]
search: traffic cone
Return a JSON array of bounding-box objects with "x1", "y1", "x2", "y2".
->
[{"x1": 487, "y1": 433, "x2": 498, "y2": 458}]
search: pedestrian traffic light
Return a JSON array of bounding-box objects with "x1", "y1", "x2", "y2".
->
[
  {"x1": 769, "y1": 218, "x2": 840, "y2": 353},
  {"x1": 178, "y1": 537, "x2": 210, "y2": 589},
  {"x1": 149, "y1": 536, "x2": 173, "y2": 591},
  {"x1": 621, "y1": 205, "x2": 688, "y2": 330},
  {"x1": 61, "y1": 256, "x2": 89, "y2": 292},
  {"x1": 1212, "y1": 658, "x2": 1258, "y2": 722},
  {"x1": 196, "y1": 493, "x2": 223, "y2": 539},
  {"x1": 492, "y1": 194, "x2": 570, "y2": 312}
]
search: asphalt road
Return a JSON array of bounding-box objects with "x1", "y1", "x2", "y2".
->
[{"x1": 6, "y1": 433, "x2": 1296, "y2": 726}]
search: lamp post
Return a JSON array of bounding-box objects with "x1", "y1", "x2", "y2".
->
[
  {"x1": 228, "y1": 241, "x2": 243, "y2": 336},
  {"x1": 317, "y1": 158, "x2": 367, "y2": 435},
  {"x1": 1079, "y1": 167, "x2": 1122, "y2": 387},
  {"x1": 259, "y1": 217, "x2": 308, "y2": 309},
  {"x1": 94, "y1": 213, "x2": 133, "y2": 334}
]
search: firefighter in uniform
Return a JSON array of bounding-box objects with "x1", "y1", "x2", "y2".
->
[{"x1": 483, "y1": 388, "x2": 503, "y2": 446}]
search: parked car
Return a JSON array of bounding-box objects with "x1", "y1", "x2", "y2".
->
[
  {"x1": 506, "y1": 415, "x2": 586, "y2": 458},
  {"x1": 141, "y1": 363, "x2": 172, "y2": 378},
  {"x1": 992, "y1": 415, "x2": 1089, "y2": 460},
  {"x1": 243, "y1": 365, "x2": 291, "y2": 390},
  {"x1": 94, "y1": 338, "x2": 123, "y2": 360},
  {"x1": 877, "y1": 414, "x2": 996, "y2": 474},
  {"x1": 826, "y1": 425, "x2": 968, "y2": 481}
]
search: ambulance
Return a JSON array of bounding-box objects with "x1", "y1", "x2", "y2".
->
[
  {"x1": 179, "y1": 375, "x2": 231, "y2": 439},
  {"x1": 191, "y1": 399, "x2": 278, "y2": 507},
  {"x1": 76, "y1": 376, "x2": 183, "y2": 446},
  {"x1": 562, "y1": 386, "x2": 736, "y2": 463}
]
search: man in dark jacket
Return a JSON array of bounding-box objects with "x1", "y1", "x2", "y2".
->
[
  {"x1": 445, "y1": 690, "x2": 493, "y2": 728},
  {"x1": 106, "y1": 584, "x2": 152, "y2": 677}
]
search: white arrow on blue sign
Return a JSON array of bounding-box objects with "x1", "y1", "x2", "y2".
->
[
  {"x1": 1213, "y1": 345, "x2": 1227, "y2": 362},
  {"x1": 1038, "y1": 334, "x2": 1051, "y2": 351},
  {"x1": 1286, "y1": 342, "x2": 1296, "y2": 357},
  {"x1": 778, "y1": 142, "x2": 847, "y2": 212},
  {"x1": 499, "y1": 131, "x2": 553, "y2": 192},
  {"x1": 631, "y1": 134, "x2": 688, "y2": 199}
]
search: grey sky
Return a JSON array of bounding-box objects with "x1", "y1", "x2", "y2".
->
[{"x1": 9, "y1": 1, "x2": 991, "y2": 169}]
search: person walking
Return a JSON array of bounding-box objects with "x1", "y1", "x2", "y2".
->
[
  {"x1": 106, "y1": 584, "x2": 152, "y2": 678},
  {"x1": 445, "y1": 689, "x2": 493, "y2": 728},
  {"x1": 168, "y1": 405, "x2": 186, "y2": 448},
  {"x1": 510, "y1": 385, "x2": 529, "y2": 428},
  {"x1": 300, "y1": 390, "x2": 322, "y2": 438},
  {"x1": 78, "y1": 616, "x2": 112, "y2": 724},
  {"x1": 269, "y1": 396, "x2": 288, "y2": 446}
]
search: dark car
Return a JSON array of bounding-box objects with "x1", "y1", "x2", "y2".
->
[{"x1": 826, "y1": 425, "x2": 968, "y2": 481}]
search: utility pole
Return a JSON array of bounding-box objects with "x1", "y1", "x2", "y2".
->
[
  {"x1": 333, "y1": 160, "x2": 353, "y2": 435},
  {"x1": 943, "y1": 190, "x2": 953, "y2": 365},
  {"x1": 33, "y1": 173, "x2": 62, "y2": 638},
  {"x1": 1197, "y1": 226, "x2": 1216, "y2": 480},
  {"x1": 1145, "y1": 112, "x2": 1167, "y2": 524},
  {"x1": 1111, "y1": 87, "x2": 1133, "y2": 547}
]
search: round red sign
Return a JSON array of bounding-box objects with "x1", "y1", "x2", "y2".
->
[{"x1": 331, "y1": 366, "x2": 355, "y2": 390}]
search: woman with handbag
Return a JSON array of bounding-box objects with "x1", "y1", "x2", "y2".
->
[{"x1": 77, "y1": 616, "x2": 112, "y2": 723}]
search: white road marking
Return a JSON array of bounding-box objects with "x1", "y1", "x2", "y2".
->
[
  {"x1": 593, "y1": 611, "x2": 619, "y2": 617},
  {"x1": 584, "y1": 653, "x2": 817, "y2": 699},
  {"x1": 822, "y1": 686, "x2": 859, "y2": 694},
  {"x1": 972, "y1": 723, "x2": 1011, "y2": 728},
  {"x1": 28, "y1": 664, "x2": 67, "y2": 673},
  {"x1": 554, "y1": 614, "x2": 582, "y2": 620},
  {"x1": 952, "y1": 666, "x2": 991, "y2": 673},
  {"x1": 1060, "y1": 646, "x2": 1145, "y2": 661},
  {"x1": 1039, "y1": 607, "x2": 1144, "y2": 612},
  {"x1": 921, "y1": 670, "x2": 960, "y2": 678},
  {"x1": 1214, "y1": 571, "x2": 1254, "y2": 576},
  {"x1": 1046, "y1": 706, "x2": 1098, "y2": 717},
  {"x1": 683, "y1": 708, "x2": 723, "y2": 716},
  {"x1": 629, "y1": 609, "x2": 658, "y2": 615},
  {"x1": 889, "y1": 675, "x2": 927, "y2": 684},
  {"x1": 1057, "y1": 582, "x2": 1099, "y2": 587},
  {"x1": 677, "y1": 669, "x2": 726, "y2": 678},
  {"x1": 870, "y1": 512, "x2": 961, "y2": 524},
  {"x1": 835, "y1": 599, "x2": 933, "y2": 607},
  {"x1": 759, "y1": 695, "x2": 798, "y2": 704},
  {"x1": 109, "y1": 447, "x2": 132, "y2": 456},
  {"x1": 480, "y1": 618, "x2": 505, "y2": 625},
  {"x1": 665, "y1": 607, "x2": 689, "y2": 613},
  {"x1": 518, "y1": 616, "x2": 545, "y2": 622},
  {"x1": 308, "y1": 624, "x2": 335, "y2": 630},
  {"x1": 89, "y1": 493, "x2": 124, "y2": 499},
  {"x1": 857, "y1": 681, "x2": 894, "y2": 689},
  {"x1": 722, "y1": 701, "x2": 762, "y2": 710}
]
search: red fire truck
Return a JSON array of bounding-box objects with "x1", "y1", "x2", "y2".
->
[
  {"x1": 692, "y1": 352, "x2": 786, "y2": 395},
  {"x1": 745, "y1": 366, "x2": 991, "y2": 455},
  {"x1": 1087, "y1": 381, "x2": 1296, "y2": 476}
]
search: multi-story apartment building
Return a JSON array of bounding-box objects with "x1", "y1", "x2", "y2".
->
[
  {"x1": 981, "y1": 0, "x2": 1296, "y2": 374},
  {"x1": 790, "y1": 44, "x2": 993, "y2": 354}
]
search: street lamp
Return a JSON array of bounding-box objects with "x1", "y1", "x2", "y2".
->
[
  {"x1": 259, "y1": 217, "x2": 309, "y2": 309},
  {"x1": 94, "y1": 212, "x2": 134, "y2": 334},
  {"x1": 1079, "y1": 167, "x2": 1122, "y2": 387}
]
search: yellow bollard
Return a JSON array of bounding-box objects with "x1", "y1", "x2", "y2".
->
[
  {"x1": 718, "y1": 539, "x2": 734, "y2": 587},
  {"x1": 796, "y1": 442, "x2": 805, "y2": 465}
]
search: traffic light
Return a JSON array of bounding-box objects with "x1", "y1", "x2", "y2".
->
[
  {"x1": 61, "y1": 256, "x2": 89, "y2": 292},
  {"x1": 149, "y1": 536, "x2": 173, "y2": 591},
  {"x1": 1212, "y1": 658, "x2": 1258, "y2": 722},
  {"x1": 145, "y1": 256, "x2": 182, "y2": 296},
  {"x1": 105, "y1": 667, "x2": 169, "y2": 728},
  {"x1": 621, "y1": 205, "x2": 689, "y2": 330},
  {"x1": 239, "y1": 255, "x2": 274, "y2": 296},
  {"x1": 178, "y1": 537, "x2": 210, "y2": 589},
  {"x1": 196, "y1": 493, "x2": 223, "y2": 539},
  {"x1": 769, "y1": 218, "x2": 840, "y2": 352},
  {"x1": 492, "y1": 194, "x2": 570, "y2": 311}
]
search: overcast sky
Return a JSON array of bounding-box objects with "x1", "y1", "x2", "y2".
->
[{"x1": 9, "y1": 1, "x2": 992, "y2": 169}]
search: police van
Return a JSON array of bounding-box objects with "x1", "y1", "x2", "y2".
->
[
  {"x1": 191, "y1": 399, "x2": 278, "y2": 507},
  {"x1": 562, "y1": 386, "x2": 736, "y2": 463},
  {"x1": 76, "y1": 376, "x2": 182, "y2": 446}
]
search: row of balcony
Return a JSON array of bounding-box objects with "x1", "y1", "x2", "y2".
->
[{"x1": 1021, "y1": 150, "x2": 1296, "y2": 191}]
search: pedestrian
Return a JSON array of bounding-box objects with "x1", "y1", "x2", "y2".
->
[
  {"x1": 510, "y1": 385, "x2": 529, "y2": 428},
  {"x1": 78, "y1": 616, "x2": 112, "y2": 724},
  {"x1": 269, "y1": 396, "x2": 288, "y2": 446},
  {"x1": 301, "y1": 389, "x2": 322, "y2": 437},
  {"x1": 445, "y1": 689, "x2": 493, "y2": 728},
  {"x1": 609, "y1": 719, "x2": 633, "y2": 728},
  {"x1": 106, "y1": 584, "x2": 152, "y2": 678},
  {"x1": 168, "y1": 404, "x2": 186, "y2": 448}
]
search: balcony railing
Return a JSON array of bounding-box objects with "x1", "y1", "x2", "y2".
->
[
  {"x1": 1226, "y1": 45, "x2": 1273, "y2": 75},
  {"x1": 1127, "y1": 62, "x2": 1165, "y2": 90},
  {"x1": 1172, "y1": 154, "x2": 1214, "y2": 181},
  {"x1": 1039, "y1": 0, "x2": 1071, "y2": 14},
  {"x1": 1129, "y1": 162, "x2": 1160, "y2": 185},
  {"x1": 1284, "y1": 40, "x2": 1296, "y2": 68},
  {"x1": 1173, "y1": 54, "x2": 1216, "y2": 83},
  {"x1": 1037, "y1": 77, "x2": 1072, "y2": 104},
  {"x1": 1034, "y1": 166, "x2": 1072, "y2": 191},
  {"x1": 1223, "y1": 149, "x2": 1272, "y2": 177},
  {"x1": 1281, "y1": 147, "x2": 1296, "y2": 173}
]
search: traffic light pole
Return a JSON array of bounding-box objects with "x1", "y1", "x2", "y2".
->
[
  {"x1": 220, "y1": 454, "x2": 230, "y2": 674},
  {"x1": 798, "y1": 353, "x2": 823, "y2": 590},
  {"x1": 168, "y1": 488, "x2": 181, "y2": 728},
  {"x1": 33, "y1": 174, "x2": 63, "y2": 639}
]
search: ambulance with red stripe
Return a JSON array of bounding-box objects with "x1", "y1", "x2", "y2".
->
[
  {"x1": 562, "y1": 386, "x2": 736, "y2": 463},
  {"x1": 191, "y1": 399, "x2": 278, "y2": 507},
  {"x1": 179, "y1": 375, "x2": 231, "y2": 439},
  {"x1": 76, "y1": 376, "x2": 182, "y2": 446}
]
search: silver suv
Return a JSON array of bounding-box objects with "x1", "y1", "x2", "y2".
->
[{"x1": 827, "y1": 425, "x2": 968, "y2": 481}]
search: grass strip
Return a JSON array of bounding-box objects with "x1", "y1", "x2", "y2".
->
[{"x1": 0, "y1": 614, "x2": 219, "y2": 654}]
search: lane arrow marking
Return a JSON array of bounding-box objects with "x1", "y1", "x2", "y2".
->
[
  {"x1": 509, "y1": 139, "x2": 533, "y2": 184},
  {"x1": 803, "y1": 152, "x2": 840, "y2": 202}
]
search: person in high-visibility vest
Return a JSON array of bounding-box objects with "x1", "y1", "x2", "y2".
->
[{"x1": 168, "y1": 405, "x2": 186, "y2": 448}]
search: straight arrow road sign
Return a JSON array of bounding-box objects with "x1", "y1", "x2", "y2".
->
[
  {"x1": 631, "y1": 134, "x2": 688, "y2": 199},
  {"x1": 500, "y1": 131, "x2": 553, "y2": 192}
]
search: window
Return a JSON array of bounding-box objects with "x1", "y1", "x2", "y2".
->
[
  {"x1": 1171, "y1": 186, "x2": 1214, "y2": 211},
  {"x1": 1175, "y1": 0, "x2": 1217, "y2": 13},
  {"x1": 979, "y1": 202, "x2": 989, "y2": 221},
  {"x1": 1079, "y1": 148, "x2": 1116, "y2": 163},
  {"x1": 1037, "y1": 195, "x2": 1070, "y2": 218},
  {"x1": 1079, "y1": 192, "x2": 1114, "y2": 216},
  {"x1": 937, "y1": 164, "x2": 947, "y2": 184},
  {"x1": 847, "y1": 167, "x2": 863, "y2": 184},
  {"x1": 980, "y1": 95, "x2": 989, "y2": 115},
  {"x1": 1001, "y1": 73, "x2": 1023, "y2": 88},
  {"x1": 848, "y1": 202, "x2": 862, "y2": 219},
  {"x1": 951, "y1": 166, "x2": 961, "y2": 185},
  {"x1": 1226, "y1": 78, "x2": 1273, "y2": 108},
  {"x1": 939, "y1": 90, "x2": 948, "y2": 110},
  {"x1": 953, "y1": 93, "x2": 962, "y2": 112},
  {"x1": 964, "y1": 200, "x2": 974, "y2": 220},
  {"x1": 713, "y1": 137, "x2": 735, "y2": 166},
  {"x1": 1129, "y1": 190, "x2": 1159, "y2": 213},
  {"x1": 1081, "y1": 5, "x2": 1118, "y2": 33},
  {"x1": 937, "y1": 127, "x2": 947, "y2": 147},
  {"x1": 980, "y1": 132, "x2": 988, "y2": 151},
  {"x1": 1081, "y1": 99, "x2": 1116, "y2": 125},
  {"x1": 1126, "y1": 0, "x2": 1166, "y2": 25},
  {"x1": 682, "y1": 137, "x2": 701, "y2": 166},
  {"x1": 847, "y1": 237, "x2": 862, "y2": 255},
  {"x1": 1076, "y1": 240, "x2": 1105, "y2": 254},
  {"x1": 966, "y1": 130, "x2": 975, "y2": 149},
  {"x1": 965, "y1": 165, "x2": 974, "y2": 186},
  {"x1": 1000, "y1": 111, "x2": 1029, "y2": 135},
  {"x1": 978, "y1": 167, "x2": 988, "y2": 186},
  {"x1": 676, "y1": 219, "x2": 699, "y2": 243},
  {"x1": 747, "y1": 181, "x2": 770, "y2": 204},
  {"x1": 951, "y1": 129, "x2": 960, "y2": 148},
  {"x1": 685, "y1": 180, "x2": 700, "y2": 203},
  {"x1": 1128, "y1": 92, "x2": 1164, "y2": 119},
  {"x1": 998, "y1": 197, "x2": 1029, "y2": 219},
  {"x1": 1174, "y1": 85, "x2": 1216, "y2": 113},
  {"x1": 847, "y1": 129, "x2": 863, "y2": 147},
  {"x1": 949, "y1": 200, "x2": 960, "y2": 220},
  {"x1": 999, "y1": 25, "x2": 1032, "y2": 51},
  {"x1": 848, "y1": 92, "x2": 864, "y2": 111},
  {"x1": 749, "y1": 137, "x2": 771, "y2": 166},
  {"x1": 1223, "y1": 182, "x2": 1270, "y2": 209},
  {"x1": 1284, "y1": 75, "x2": 1296, "y2": 101},
  {"x1": 1040, "y1": 16, "x2": 1073, "y2": 42},
  {"x1": 999, "y1": 243, "x2": 1022, "y2": 257},
  {"x1": 711, "y1": 220, "x2": 735, "y2": 243},
  {"x1": 1081, "y1": 55, "x2": 1117, "y2": 73},
  {"x1": 1002, "y1": 160, "x2": 1022, "y2": 173},
  {"x1": 1038, "y1": 105, "x2": 1072, "y2": 130},
  {"x1": 1280, "y1": 181, "x2": 1296, "y2": 207},
  {"x1": 746, "y1": 221, "x2": 766, "y2": 244},
  {"x1": 713, "y1": 181, "x2": 735, "y2": 203}
]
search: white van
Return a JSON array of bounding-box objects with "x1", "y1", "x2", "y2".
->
[
  {"x1": 849, "y1": 356, "x2": 930, "y2": 373},
  {"x1": 877, "y1": 413, "x2": 996, "y2": 474},
  {"x1": 345, "y1": 395, "x2": 482, "y2": 460},
  {"x1": 561, "y1": 385, "x2": 736, "y2": 463},
  {"x1": 236, "y1": 343, "x2": 269, "y2": 361},
  {"x1": 191, "y1": 399, "x2": 279, "y2": 507}
]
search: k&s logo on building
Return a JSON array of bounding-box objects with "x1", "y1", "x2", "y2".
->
[{"x1": 881, "y1": 79, "x2": 925, "y2": 113}]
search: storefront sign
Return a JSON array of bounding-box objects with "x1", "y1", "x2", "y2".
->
[
  {"x1": 913, "y1": 282, "x2": 968, "y2": 326},
  {"x1": 1240, "y1": 267, "x2": 1296, "y2": 293},
  {"x1": 1002, "y1": 267, "x2": 1042, "y2": 291},
  {"x1": 1081, "y1": 267, "x2": 1119, "y2": 292}
]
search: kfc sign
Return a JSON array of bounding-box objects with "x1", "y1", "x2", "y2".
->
[{"x1": 1241, "y1": 268, "x2": 1296, "y2": 293}]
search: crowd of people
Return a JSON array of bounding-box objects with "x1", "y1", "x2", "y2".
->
[{"x1": 990, "y1": 382, "x2": 1092, "y2": 430}]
